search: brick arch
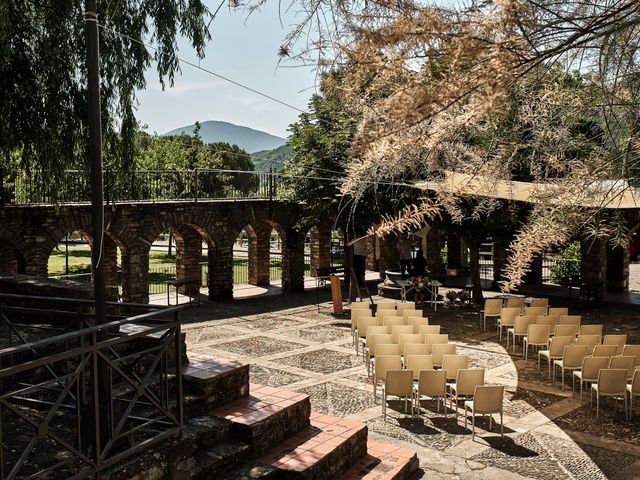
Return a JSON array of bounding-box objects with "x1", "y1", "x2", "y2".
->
[{"x1": 0, "y1": 234, "x2": 26, "y2": 274}]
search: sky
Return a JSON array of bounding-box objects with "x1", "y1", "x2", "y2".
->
[{"x1": 135, "y1": 2, "x2": 319, "y2": 139}]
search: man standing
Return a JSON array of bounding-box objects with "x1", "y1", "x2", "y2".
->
[{"x1": 397, "y1": 234, "x2": 413, "y2": 280}]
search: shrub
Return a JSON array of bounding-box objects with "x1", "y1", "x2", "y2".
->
[{"x1": 550, "y1": 242, "x2": 581, "y2": 285}]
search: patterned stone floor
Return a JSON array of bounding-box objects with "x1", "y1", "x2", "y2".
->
[{"x1": 183, "y1": 292, "x2": 640, "y2": 479}]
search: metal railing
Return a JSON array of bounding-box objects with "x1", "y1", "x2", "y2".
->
[
  {"x1": 0, "y1": 294, "x2": 184, "y2": 479},
  {"x1": 7, "y1": 169, "x2": 284, "y2": 205}
]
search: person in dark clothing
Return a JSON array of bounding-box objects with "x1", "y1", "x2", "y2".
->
[{"x1": 411, "y1": 248, "x2": 427, "y2": 277}]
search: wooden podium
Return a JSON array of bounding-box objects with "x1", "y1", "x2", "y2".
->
[{"x1": 330, "y1": 275, "x2": 343, "y2": 314}]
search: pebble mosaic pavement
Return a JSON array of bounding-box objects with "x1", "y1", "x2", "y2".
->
[{"x1": 182, "y1": 291, "x2": 640, "y2": 479}]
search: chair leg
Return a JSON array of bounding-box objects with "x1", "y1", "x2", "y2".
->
[
  {"x1": 596, "y1": 394, "x2": 599, "y2": 419},
  {"x1": 472, "y1": 412, "x2": 475, "y2": 440},
  {"x1": 489, "y1": 414, "x2": 493, "y2": 431},
  {"x1": 465, "y1": 407, "x2": 468, "y2": 429},
  {"x1": 500, "y1": 411, "x2": 504, "y2": 436},
  {"x1": 580, "y1": 379, "x2": 583, "y2": 402}
]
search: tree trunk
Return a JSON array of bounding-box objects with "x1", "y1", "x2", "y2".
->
[{"x1": 469, "y1": 243, "x2": 484, "y2": 303}]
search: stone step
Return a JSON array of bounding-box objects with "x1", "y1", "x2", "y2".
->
[
  {"x1": 182, "y1": 354, "x2": 250, "y2": 415},
  {"x1": 212, "y1": 383, "x2": 311, "y2": 455},
  {"x1": 341, "y1": 440, "x2": 419, "y2": 480},
  {"x1": 256, "y1": 412, "x2": 368, "y2": 480},
  {"x1": 190, "y1": 441, "x2": 252, "y2": 479}
]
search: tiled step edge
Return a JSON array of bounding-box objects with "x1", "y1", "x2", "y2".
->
[{"x1": 341, "y1": 440, "x2": 419, "y2": 480}]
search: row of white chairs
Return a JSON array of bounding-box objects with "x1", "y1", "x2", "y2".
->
[
  {"x1": 497, "y1": 312, "x2": 582, "y2": 342},
  {"x1": 482, "y1": 297, "x2": 561, "y2": 330}
]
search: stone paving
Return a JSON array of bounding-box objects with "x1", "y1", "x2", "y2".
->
[{"x1": 182, "y1": 292, "x2": 640, "y2": 479}]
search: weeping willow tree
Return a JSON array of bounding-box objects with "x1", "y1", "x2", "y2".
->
[
  {"x1": 263, "y1": 0, "x2": 640, "y2": 290},
  {"x1": 0, "y1": 1, "x2": 212, "y2": 194}
]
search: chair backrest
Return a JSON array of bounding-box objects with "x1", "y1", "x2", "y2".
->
[
  {"x1": 442, "y1": 354, "x2": 469, "y2": 381},
  {"x1": 527, "y1": 324, "x2": 550, "y2": 344},
  {"x1": 483, "y1": 298, "x2": 502, "y2": 316},
  {"x1": 560, "y1": 315, "x2": 581, "y2": 326},
  {"x1": 622, "y1": 344, "x2": 640, "y2": 365},
  {"x1": 554, "y1": 324, "x2": 578, "y2": 338},
  {"x1": 514, "y1": 315, "x2": 535, "y2": 335},
  {"x1": 403, "y1": 310, "x2": 423, "y2": 321},
  {"x1": 608, "y1": 356, "x2": 636, "y2": 379},
  {"x1": 603, "y1": 335, "x2": 628, "y2": 354},
  {"x1": 366, "y1": 334, "x2": 394, "y2": 355},
  {"x1": 417, "y1": 325, "x2": 441, "y2": 336},
  {"x1": 374, "y1": 355, "x2": 402, "y2": 381},
  {"x1": 365, "y1": 325, "x2": 391, "y2": 338},
  {"x1": 631, "y1": 370, "x2": 640, "y2": 394},
  {"x1": 592, "y1": 344, "x2": 618, "y2": 358},
  {"x1": 596, "y1": 369, "x2": 627, "y2": 395},
  {"x1": 384, "y1": 369, "x2": 414, "y2": 396},
  {"x1": 351, "y1": 310, "x2": 373, "y2": 327},
  {"x1": 376, "y1": 303, "x2": 398, "y2": 312},
  {"x1": 575, "y1": 334, "x2": 601, "y2": 354},
  {"x1": 580, "y1": 325, "x2": 603, "y2": 337},
  {"x1": 405, "y1": 355, "x2": 434, "y2": 379},
  {"x1": 529, "y1": 298, "x2": 549, "y2": 308},
  {"x1": 377, "y1": 310, "x2": 401, "y2": 324},
  {"x1": 424, "y1": 334, "x2": 449, "y2": 353},
  {"x1": 352, "y1": 302, "x2": 371, "y2": 311},
  {"x1": 406, "y1": 317, "x2": 429, "y2": 328},
  {"x1": 391, "y1": 325, "x2": 415, "y2": 343},
  {"x1": 524, "y1": 306, "x2": 547, "y2": 317},
  {"x1": 382, "y1": 316, "x2": 404, "y2": 328},
  {"x1": 536, "y1": 315, "x2": 558, "y2": 328},
  {"x1": 396, "y1": 302, "x2": 416, "y2": 314},
  {"x1": 357, "y1": 317, "x2": 378, "y2": 337},
  {"x1": 562, "y1": 345, "x2": 589, "y2": 368},
  {"x1": 404, "y1": 343, "x2": 429, "y2": 357},
  {"x1": 472, "y1": 385, "x2": 504, "y2": 414},
  {"x1": 417, "y1": 369, "x2": 446, "y2": 397},
  {"x1": 455, "y1": 369, "x2": 485, "y2": 396},
  {"x1": 375, "y1": 343, "x2": 400, "y2": 356},
  {"x1": 548, "y1": 307, "x2": 569, "y2": 316},
  {"x1": 580, "y1": 356, "x2": 610, "y2": 381},
  {"x1": 549, "y1": 336, "x2": 574, "y2": 356},
  {"x1": 432, "y1": 343, "x2": 456, "y2": 366},
  {"x1": 398, "y1": 334, "x2": 423, "y2": 353},
  {"x1": 505, "y1": 297, "x2": 524, "y2": 309},
  {"x1": 500, "y1": 307, "x2": 521, "y2": 326}
]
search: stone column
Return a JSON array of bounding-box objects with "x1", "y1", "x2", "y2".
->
[
  {"x1": 120, "y1": 245, "x2": 150, "y2": 303},
  {"x1": 426, "y1": 230, "x2": 442, "y2": 278},
  {"x1": 24, "y1": 247, "x2": 49, "y2": 277},
  {"x1": 580, "y1": 238, "x2": 607, "y2": 287},
  {"x1": 492, "y1": 237, "x2": 511, "y2": 289},
  {"x1": 208, "y1": 238, "x2": 234, "y2": 301},
  {"x1": 447, "y1": 235, "x2": 463, "y2": 266},
  {"x1": 606, "y1": 243, "x2": 629, "y2": 293},
  {"x1": 248, "y1": 222, "x2": 271, "y2": 286},
  {"x1": 310, "y1": 224, "x2": 331, "y2": 272},
  {"x1": 366, "y1": 235, "x2": 379, "y2": 271},
  {"x1": 0, "y1": 247, "x2": 23, "y2": 273},
  {"x1": 377, "y1": 235, "x2": 399, "y2": 279},
  {"x1": 523, "y1": 254, "x2": 543, "y2": 284},
  {"x1": 174, "y1": 226, "x2": 203, "y2": 294},
  {"x1": 282, "y1": 228, "x2": 305, "y2": 292},
  {"x1": 103, "y1": 235, "x2": 119, "y2": 286}
]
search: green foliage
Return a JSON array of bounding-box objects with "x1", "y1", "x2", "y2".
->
[
  {"x1": 550, "y1": 242, "x2": 581, "y2": 285},
  {"x1": 251, "y1": 145, "x2": 292, "y2": 171}
]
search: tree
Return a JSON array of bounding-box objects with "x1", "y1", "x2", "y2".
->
[{"x1": 0, "y1": 1, "x2": 212, "y2": 190}]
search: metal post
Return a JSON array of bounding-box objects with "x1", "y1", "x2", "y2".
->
[
  {"x1": 193, "y1": 168, "x2": 199, "y2": 203},
  {"x1": 65, "y1": 234, "x2": 69, "y2": 275}
]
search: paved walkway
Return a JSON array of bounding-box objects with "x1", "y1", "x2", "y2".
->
[{"x1": 182, "y1": 292, "x2": 640, "y2": 479}]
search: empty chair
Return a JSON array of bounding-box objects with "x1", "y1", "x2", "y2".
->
[
  {"x1": 481, "y1": 298, "x2": 502, "y2": 331},
  {"x1": 536, "y1": 315, "x2": 558, "y2": 330},
  {"x1": 621, "y1": 345, "x2": 640, "y2": 366},
  {"x1": 406, "y1": 317, "x2": 429, "y2": 330},
  {"x1": 365, "y1": 333, "x2": 393, "y2": 375},
  {"x1": 591, "y1": 344, "x2": 618, "y2": 358},
  {"x1": 424, "y1": 334, "x2": 449, "y2": 353},
  {"x1": 376, "y1": 303, "x2": 398, "y2": 313},
  {"x1": 382, "y1": 369, "x2": 415, "y2": 420},
  {"x1": 441, "y1": 354, "x2": 469, "y2": 382},
  {"x1": 403, "y1": 343, "x2": 429, "y2": 358},
  {"x1": 575, "y1": 334, "x2": 602, "y2": 355},
  {"x1": 351, "y1": 311, "x2": 374, "y2": 344},
  {"x1": 591, "y1": 369, "x2": 628, "y2": 419},
  {"x1": 405, "y1": 355, "x2": 434, "y2": 380},
  {"x1": 580, "y1": 325, "x2": 603, "y2": 337},
  {"x1": 603, "y1": 334, "x2": 628, "y2": 354},
  {"x1": 539, "y1": 336, "x2": 574, "y2": 377},
  {"x1": 497, "y1": 307, "x2": 521, "y2": 342},
  {"x1": 554, "y1": 324, "x2": 579, "y2": 338},
  {"x1": 396, "y1": 302, "x2": 416, "y2": 315},
  {"x1": 560, "y1": 315, "x2": 582, "y2": 327},
  {"x1": 523, "y1": 324, "x2": 550, "y2": 361},
  {"x1": 507, "y1": 315, "x2": 535, "y2": 353},
  {"x1": 382, "y1": 316, "x2": 404, "y2": 328},
  {"x1": 391, "y1": 325, "x2": 414, "y2": 343},
  {"x1": 448, "y1": 369, "x2": 485, "y2": 417},
  {"x1": 548, "y1": 307, "x2": 569, "y2": 316},
  {"x1": 464, "y1": 385, "x2": 504, "y2": 440},
  {"x1": 432, "y1": 343, "x2": 457, "y2": 368},
  {"x1": 352, "y1": 302, "x2": 371, "y2": 311},
  {"x1": 524, "y1": 306, "x2": 547, "y2": 317},
  {"x1": 609, "y1": 355, "x2": 636, "y2": 381},
  {"x1": 505, "y1": 297, "x2": 525, "y2": 309},
  {"x1": 398, "y1": 334, "x2": 423, "y2": 355},
  {"x1": 375, "y1": 344, "x2": 401, "y2": 357},
  {"x1": 356, "y1": 317, "x2": 379, "y2": 353},
  {"x1": 553, "y1": 345, "x2": 589, "y2": 390},
  {"x1": 529, "y1": 298, "x2": 549, "y2": 308},
  {"x1": 403, "y1": 310, "x2": 424, "y2": 322},
  {"x1": 373, "y1": 355, "x2": 402, "y2": 398},
  {"x1": 415, "y1": 369, "x2": 447, "y2": 416},
  {"x1": 573, "y1": 356, "x2": 610, "y2": 401},
  {"x1": 628, "y1": 370, "x2": 640, "y2": 418},
  {"x1": 416, "y1": 325, "x2": 441, "y2": 336},
  {"x1": 377, "y1": 310, "x2": 401, "y2": 325}
]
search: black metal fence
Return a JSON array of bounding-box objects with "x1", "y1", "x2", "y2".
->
[
  {"x1": 0, "y1": 294, "x2": 184, "y2": 479},
  {"x1": 8, "y1": 169, "x2": 284, "y2": 204}
]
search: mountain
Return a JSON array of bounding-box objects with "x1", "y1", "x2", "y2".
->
[
  {"x1": 250, "y1": 144, "x2": 291, "y2": 172},
  {"x1": 165, "y1": 120, "x2": 286, "y2": 153}
]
